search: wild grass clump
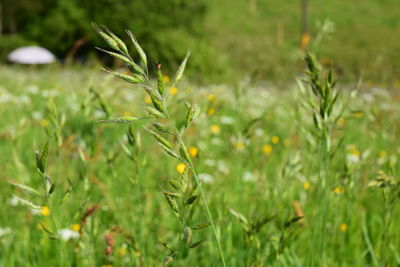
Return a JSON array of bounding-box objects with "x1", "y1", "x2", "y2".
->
[{"x1": 92, "y1": 23, "x2": 226, "y2": 266}]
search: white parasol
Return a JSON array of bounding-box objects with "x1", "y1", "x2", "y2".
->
[{"x1": 8, "y1": 46, "x2": 56, "y2": 64}]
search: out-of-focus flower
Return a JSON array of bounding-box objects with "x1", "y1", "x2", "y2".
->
[
  {"x1": 58, "y1": 229, "x2": 80, "y2": 241},
  {"x1": 346, "y1": 145, "x2": 361, "y2": 163},
  {"x1": 40, "y1": 119, "x2": 49, "y2": 128},
  {"x1": 169, "y1": 87, "x2": 178, "y2": 95},
  {"x1": 176, "y1": 163, "x2": 186, "y2": 174},
  {"x1": 162, "y1": 75, "x2": 170, "y2": 83},
  {"x1": 72, "y1": 224, "x2": 80, "y2": 232},
  {"x1": 117, "y1": 244, "x2": 128, "y2": 256},
  {"x1": 303, "y1": 181, "x2": 311, "y2": 190},
  {"x1": 41, "y1": 206, "x2": 50, "y2": 216},
  {"x1": 220, "y1": 116, "x2": 234, "y2": 125},
  {"x1": 189, "y1": 146, "x2": 199, "y2": 158},
  {"x1": 198, "y1": 173, "x2": 215, "y2": 184},
  {"x1": 207, "y1": 94, "x2": 216, "y2": 102},
  {"x1": 333, "y1": 187, "x2": 345, "y2": 194},
  {"x1": 243, "y1": 171, "x2": 255, "y2": 182},
  {"x1": 207, "y1": 108, "x2": 215, "y2": 116},
  {"x1": 210, "y1": 125, "x2": 220, "y2": 135},
  {"x1": 354, "y1": 111, "x2": 364, "y2": 118},
  {"x1": 271, "y1": 136, "x2": 280, "y2": 144},
  {"x1": 337, "y1": 118, "x2": 345, "y2": 127},
  {"x1": 378, "y1": 150, "x2": 386, "y2": 158},
  {"x1": 340, "y1": 223, "x2": 347, "y2": 232},
  {"x1": 262, "y1": 144, "x2": 272, "y2": 155},
  {"x1": 235, "y1": 141, "x2": 245, "y2": 151}
]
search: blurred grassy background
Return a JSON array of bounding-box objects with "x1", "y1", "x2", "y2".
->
[{"x1": 0, "y1": 0, "x2": 399, "y2": 83}]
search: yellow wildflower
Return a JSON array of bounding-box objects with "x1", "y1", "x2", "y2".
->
[
  {"x1": 207, "y1": 94, "x2": 216, "y2": 102},
  {"x1": 40, "y1": 119, "x2": 49, "y2": 128},
  {"x1": 349, "y1": 149, "x2": 360, "y2": 156},
  {"x1": 354, "y1": 111, "x2": 364, "y2": 118},
  {"x1": 176, "y1": 163, "x2": 186, "y2": 174},
  {"x1": 378, "y1": 150, "x2": 386, "y2": 158},
  {"x1": 207, "y1": 108, "x2": 215, "y2": 116},
  {"x1": 283, "y1": 139, "x2": 291, "y2": 147},
  {"x1": 72, "y1": 224, "x2": 80, "y2": 232},
  {"x1": 333, "y1": 187, "x2": 345, "y2": 194},
  {"x1": 123, "y1": 111, "x2": 132, "y2": 117},
  {"x1": 210, "y1": 125, "x2": 220, "y2": 135},
  {"x1": 41, "y1": 206, "x2": 50, "y2": 216},
  {"x1": 337, "y1": 118, "x2": 345, "y2": 127},
  {"x1": 117, "y1": 246, "x2": 128, "y2": 256},
  {"x1": 262, "y1": 144, "x2": 272, "y2": 155},
  {"x1": 235, "y1": 142, "x2": 245, "y2": 151},
  {"x1": 300, "y1": 33, "x2": 310, "y2": 50},
  {"x1": 340, "y1": 223, "x2": 347, "y2": 232},
  {"x1": 271, "y1": 136, "x2": 280, "y2": 144},
  {"x1": 188, "y1": 146, "x2": 199, "y2": 158},
  {"x1": 144, "y1": 95, "x2": 152, "y2": 104},
  {"x1": 162, "y1": 75, "x2": 170, "y2": 84},
  {"x1": 169, "y1": 87, "x2": 178, "y2": 95},
  {"x1": 303, "y1": 181, "x2": 311, "y2": 190}
]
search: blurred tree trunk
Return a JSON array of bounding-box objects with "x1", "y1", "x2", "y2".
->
[
  {"x1": 0, "y1": 1, "x2": 2, "y2": 35},
  {"x1": 301, "y1": 0, "x2": 309, "y2": 35},
  {"x1": 300, "y1": 0, "x2": 310, "y2": 50}
]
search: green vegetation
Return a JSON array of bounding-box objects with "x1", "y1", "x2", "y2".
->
[
  {"x1": 0, "y1": 25, "x2": 399, "y2": 265},
  {"x1": 1, "y1": 0, "x2": 399, "y2": 82}
]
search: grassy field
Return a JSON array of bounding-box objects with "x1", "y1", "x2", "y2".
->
[
  {"x1": 0, "y1": 58, "x2": 399, "y2": 266},
  {"x1": 206, "y1": 0, "x2": 400, "y2": 82}
]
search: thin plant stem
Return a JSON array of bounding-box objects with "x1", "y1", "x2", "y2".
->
[{"x1": 163, "y1": 106, "x2": 227, "y2": 267}]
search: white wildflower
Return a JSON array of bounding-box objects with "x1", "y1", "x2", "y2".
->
[{"x1": 58, "y1": 229, "x2": 80, "y2": 241}]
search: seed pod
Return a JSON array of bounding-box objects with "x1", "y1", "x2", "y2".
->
[
  {"x1": 163, "y1": 194, "x2": 179, "y2": 213},
  {"x1": 127, "y1": 61, "x2": 146, "y2": 76},
  {"x1": 160, "y1": 144, "x2": 179, "y2": 159},
  {"x1": 152, "y1": 122, "x2": 169, "y2": 133},
  {"x1": 36, "y1": 141, "x2": 49, "y2": 174},
  {"x1": 103, "y1": 27, "x2": 129, "y2": 55},
  {"x1": 147, "y1": 129, "x2": 173, "y2": 150},
  {"x1": 157, "y1": 63, "x2": 165, "y2": 96},
  {"x1": 183, "y1": 226, "x2": 192, "y2": 245},
  {"x1": 191, "y1": 222, "x2": 211, "y2": 230},
  {"x1": 163, "y1": 191, "x2": 181, "y2": 198},
  {"x1": 143, "y1": 87, "x2": 164, "y2": 113},
  {"x1": 11, "y1": 194, "x2": 41, "y2": 210},
  {"x1": 145, "y1": 107, "x2": 164, "y2": 118},
  {"x1": 8, "y1": 182, "x2": 41, "y2": 196},
  {"x1": 189, "y1": 240, "x2": 204, "y2": 248},
  {"x1": 163, "y1": 255, "x2": 173, "y2": 266},
  {"x1": 169, "y1": 179, "x2": 181, "y2": 190},
  {"x1": 184, "y1": 103, "x2": 194, "y2": 129},
  {"x1": 48, "y1": 183, "x2": 56, "y2": 195},
  {"x1": 127, "y1": 127, "x2": 136, "y2": 147},
  {"x1": 98, "y1": 117, "x2": 139, "y2": 123},
  {"x1": 96, "y1": 48, "x2": 134, "y2": 65},
  {"x1": 126, "y1": 30, "x2": 147, "y2": 67},
  {"x1": 102, "y1": 68, "x2": 143, "y2": 84},
  {"x1": 92, "y1": 23, "x2": 119, "y2": 51},
  {"x1": 185, "y1": 195, "x2": 198, "y2": 205},
  {"x1": 174, "y1": 50, "x2": 191, "y2": 85},
  {"x1": 179, "y1": 142, "x2": 191, "y2": 163}
]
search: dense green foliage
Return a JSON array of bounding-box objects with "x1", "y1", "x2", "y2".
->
[
  {"x1": 0, "y1": 0, "x2": 217, "y2": 77},
  {"x1": 1, "y1": 0, "x2": 399, "y2": 82}
]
